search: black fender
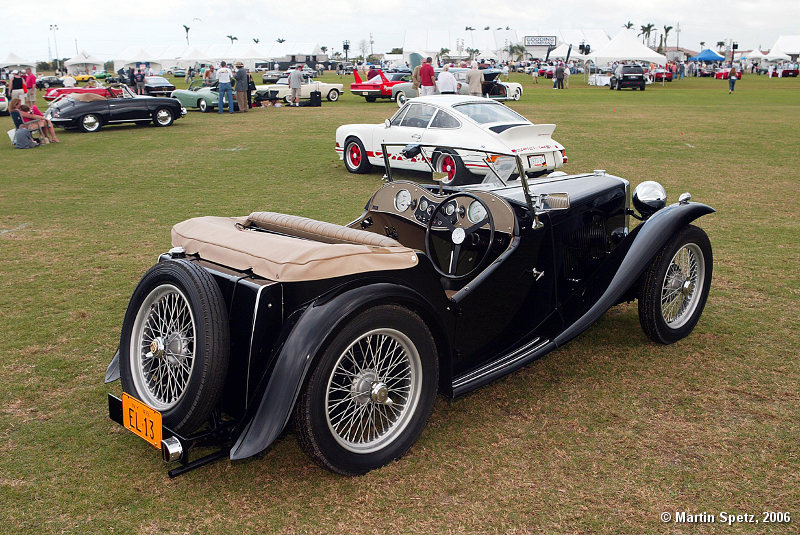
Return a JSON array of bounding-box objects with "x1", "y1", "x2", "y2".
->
[
  {"x1": 554, "y1": 201, "x2": 714, "y2": 347},
  {"x1": 229, "y1": 282, "x2": 445, "y2": 460}
]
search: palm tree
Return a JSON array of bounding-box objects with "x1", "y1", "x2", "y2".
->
[
  {"x1": 508, "y1": 43, "x2": 526, "y2": 61},
  {"x1": 466, "y1": 47, "x2": 480, "y2": 60},
  {"x1": 700, "y1": 41, "x2": 706, "y2": 49},
  {"x1": 252, "y1": 38, "x2": 260, "y2": 44},
  {"x1": 226, "y1": 35, "x2": 238, "y2": 45},
  {"x1": 624, "y1": 21, "x2": 634, "y2": 29},
  {"x1": 276, "y1": 38, "x2": 285, "y2": 43},
  {"x1": 320, "y1": 46, "x2": 327, "y2": 54},
  {"x1": 716, "y1": 41, "x2": 725, "y2": 51},
  {"x1": 639, "y1": 23, "x2": 655, "y2": 46},
  {"x1": 182, "y1": 25, "x2": 190, "y2": 46},
  {"x1": 663, "y1": 25, "x2": 673, "y2": 49},
  {"x1": 484, "y1": 26, "x2": 490, "y2": 30},
  {"x1": 439, "y1": 48, "x2": 450, "y2": 62},
  {"x1": 465, "y1": 26, "x2": 475, "y2": 31}
]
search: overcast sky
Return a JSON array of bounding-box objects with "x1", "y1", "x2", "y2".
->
[{"x1": 2, "y1": 0, "x2": 797, "y2": 61}]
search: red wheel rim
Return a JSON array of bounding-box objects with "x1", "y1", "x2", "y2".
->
[
  {"x1": 440, "y1": 155, "x2": 455, "y2": 183},
  {"x1": 348, "y1": 144, "x2": 361, "y2": 166}
]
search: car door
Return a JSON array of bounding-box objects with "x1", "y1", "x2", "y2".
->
[
  {"x1": 108, "y1": 91, "x2": 150, "y2": 122},
  {"x1": 375, "y1": 102, "x2": 437, "y2": 169}
]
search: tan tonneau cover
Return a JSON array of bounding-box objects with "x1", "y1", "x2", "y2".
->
[{"x1": 171, "y1": 214, "x2": 418, "y2": 282}]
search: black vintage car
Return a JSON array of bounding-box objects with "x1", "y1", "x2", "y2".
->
[
  {"x1": 36, "y1": 76, "x2": 64, "y2": 89},
  {"x1": 610, "y1": 64, "x2": 647, "y2": 90},
  {"x1": 46, "y1": 84, "x2": 186, "y2": 132},
  {"x1": 105, "y1": 144, "x2": 714, "y2": 476},
  {"x1": 144, "y1": 76, "x2": 176, "y2": 97}
]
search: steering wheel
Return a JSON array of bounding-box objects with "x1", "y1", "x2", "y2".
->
[{"x1": 425, "y1": 192, "x2": 495, "y2": 280}]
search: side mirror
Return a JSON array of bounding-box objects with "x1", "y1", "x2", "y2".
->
[{"x1": 384, "y1": 119, "x2": 391, "y2": 128}]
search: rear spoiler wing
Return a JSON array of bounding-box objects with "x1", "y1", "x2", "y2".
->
[{"x1": 353, "y1": 70, "x2": 362, "y2": 83}]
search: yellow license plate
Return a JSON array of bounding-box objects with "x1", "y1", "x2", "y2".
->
[{"x1": 122, "y1": 393, "x2": 162, "y2": 448}]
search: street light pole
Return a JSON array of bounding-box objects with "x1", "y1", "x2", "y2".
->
[
  {"x1": 50, "y1": 24, "x2": 60, "y2": 72},
  {"x1": 343, "y1": 40, "x2": 350, "y2": 64}
]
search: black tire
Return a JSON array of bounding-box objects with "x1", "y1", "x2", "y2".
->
[
  {"x1": 153, "y1": 107, "x2": 174, "y2": 127},
  {"x1": 638, "y1": 225, "x2": 713, "y2": 344},
  {"x1": 295, "y1": 305, "x2": 438, "y2": 475},
  {"x1": 365, "y1": 96, "x2": 376, "y2": 102},
  {"x1": 198, "y1": 99, "x2": 211, "y2": 112},
  {"x1": 119, "y1": 260, "x2": 230, "y2": 434},
  {"x1": 343, "y1": 137, "x2": 372, "y2": 174},
  {"x1": 434, "y1": 149, "x2": 467, "y2": 186},
  {"x1": 640, "y1": 84, "x2": 646, "y2": 91},
  {"x1": 327, "y1": 89, "x2": 340, "y2": 102},
  {"x1": 79, "y1": 113, "x2": 102, "y2": 133}
]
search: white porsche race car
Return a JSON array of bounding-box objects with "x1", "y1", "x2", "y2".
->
[{"x1": 335, "y1": 95, "x2": 566, "y2": 186}]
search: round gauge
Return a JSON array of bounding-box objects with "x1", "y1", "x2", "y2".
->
[
  {"x1": 394, "y1": 189, "x2": 412, "y2": 212},
  {"x1": 419, "y1": 199, "x2": 429, "y2": 212},
  {"x1": 467, "y1": 201, "x2": 487, "y2": 224},
  {"x1": 444, "y1": 202, "x2": 456, "y2": 216}
]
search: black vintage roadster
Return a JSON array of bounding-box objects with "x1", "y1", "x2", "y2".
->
[
  {"x1": 46, "y1": 84, "x2": 186, "y2": 133},
  {"x1": 105, "y1": 144, "x2": 714, "y2": 476}
]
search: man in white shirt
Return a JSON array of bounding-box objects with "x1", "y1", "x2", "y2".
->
[
  {"x1": 62, "y1": 73, "x2": 76, "y2": 88},
  {"x1": 437, "y1": 64, "x2": 458, "y2": 94},
  {"x1": 216, "y1": 61, "x2": 234, "y2": 114}
]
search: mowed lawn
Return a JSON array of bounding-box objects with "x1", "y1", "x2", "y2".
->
[{"x1": 1, "y1": 73, "x2": 798, "y2": 534}]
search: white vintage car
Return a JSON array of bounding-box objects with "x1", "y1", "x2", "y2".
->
[
  {"x1": 335, "y1": 95, "x2": 566, "y2": 185},
  {"x1": 257, "y1": 76, "x2": 342, "y2": 103}
]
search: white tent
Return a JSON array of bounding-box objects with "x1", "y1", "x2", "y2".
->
[
  {"x1": 65, "y1": 51, "x2": 104, "y2": 74},
  {"x1": 0, "y1": 52, "x2": 36, "y2": 72},
  {"x1": 547, "y1": 42, "x2": 585, "y2": 61},
  {"x1": 760, "y1": 50, "x2": 791, "y2": 62},
  {"x1": 587, "y1": 30, "x2": 666, "y2": 66},
  {"x1": 115, "y1": 48, "x2": 163, "y2": 72},
  {"x1": 769, "y1": 36, "x2": 800, "y2": 57}
]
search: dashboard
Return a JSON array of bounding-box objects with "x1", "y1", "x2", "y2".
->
[{"x1": 365, "y1": 181, "x2": 517, "y2": 235}]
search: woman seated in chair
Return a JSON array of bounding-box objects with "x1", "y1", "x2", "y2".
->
[{"x1": 9, "y1": 99, "x2": 60, "y2": 143}]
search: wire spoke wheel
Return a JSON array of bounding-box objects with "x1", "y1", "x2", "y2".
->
[
  {"x1": 325, "y1": 328, "x2": 422, "y2": 453},
  {"x1": 131, "y1": 284, "x2": 196, "y2": 410},
  {"x1": 660, "y1": 243, "x2": 704, "y2": 328},
  {"x1": 638, "y1": 225, "x2": 713, "y2": 344}
]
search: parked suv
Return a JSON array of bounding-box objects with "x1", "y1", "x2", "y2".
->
[{"x1": 610, "y1": 65, "x2": 646, "y2": 91}]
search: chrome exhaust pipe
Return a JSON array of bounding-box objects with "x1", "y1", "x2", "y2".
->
[{"x1": 161, "y1": 436, "x2": 183, "y2": 462}]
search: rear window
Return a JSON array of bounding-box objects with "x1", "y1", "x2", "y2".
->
[
  {"x1": 453, "y1": 102, "x2": 527, "y2": 125},
  {"x1": 622, "y1": 66, "x2": 644, "y2": 74}
]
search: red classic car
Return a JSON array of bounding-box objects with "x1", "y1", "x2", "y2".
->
[
  {"x1": 651, "y1": 68, "x2": 673, "y2": 82},
  {"x1": 777, "y1": 67, "x2": 799, "y2": 77},
  {"x1": 714, "y1": 69, "x2": 742, "y2": 80},
  {"x1": 349, "y1": 71, "x2": 411, "y2": 102},
  {"x1": 537, "y1": 66, "x2": 557, "y2": 78},
  {"x1": 44, "y1": 85, "x2": 124, "y2": 102}
]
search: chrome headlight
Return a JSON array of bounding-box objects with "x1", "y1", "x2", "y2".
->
[{"x1": 632, "y1": 181, "x2": 667, "y2": 219}]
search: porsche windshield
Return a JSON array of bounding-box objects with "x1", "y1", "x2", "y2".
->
[{"x1": 454, "y1": 102, "x2": 528, "y2": 125}]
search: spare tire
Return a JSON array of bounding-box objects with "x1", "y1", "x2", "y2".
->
[{"x1": 119, "y1": 260, "x2": 229, "y2": 434}]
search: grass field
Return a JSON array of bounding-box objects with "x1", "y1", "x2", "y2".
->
[{"x1": 1, "y1": 72, "x2": 799, "y2": 534}]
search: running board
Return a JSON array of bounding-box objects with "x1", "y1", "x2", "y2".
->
[{"x1": 452, "y1": 337, "x2": 552, "y2": 396}]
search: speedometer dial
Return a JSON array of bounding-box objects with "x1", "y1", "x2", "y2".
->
[
  {"x1": 467, "y1": 201, "x2": 487, "y2": 224},
  {"x1": 394, "y1": 189, "x2": 412, "y2": 212}
]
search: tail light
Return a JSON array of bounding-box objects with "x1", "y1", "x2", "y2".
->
[{"x1": 560, "y1": 149, "x2": 568, "y2": 163}]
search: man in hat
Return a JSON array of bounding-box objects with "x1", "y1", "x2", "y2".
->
[{"x1": 234, "y1": 61, "x2": 248, "y2": 112}]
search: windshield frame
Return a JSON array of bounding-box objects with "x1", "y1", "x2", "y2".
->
[{"x1": 452, "y1": 101, "x2": 529, "y2": 125}]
